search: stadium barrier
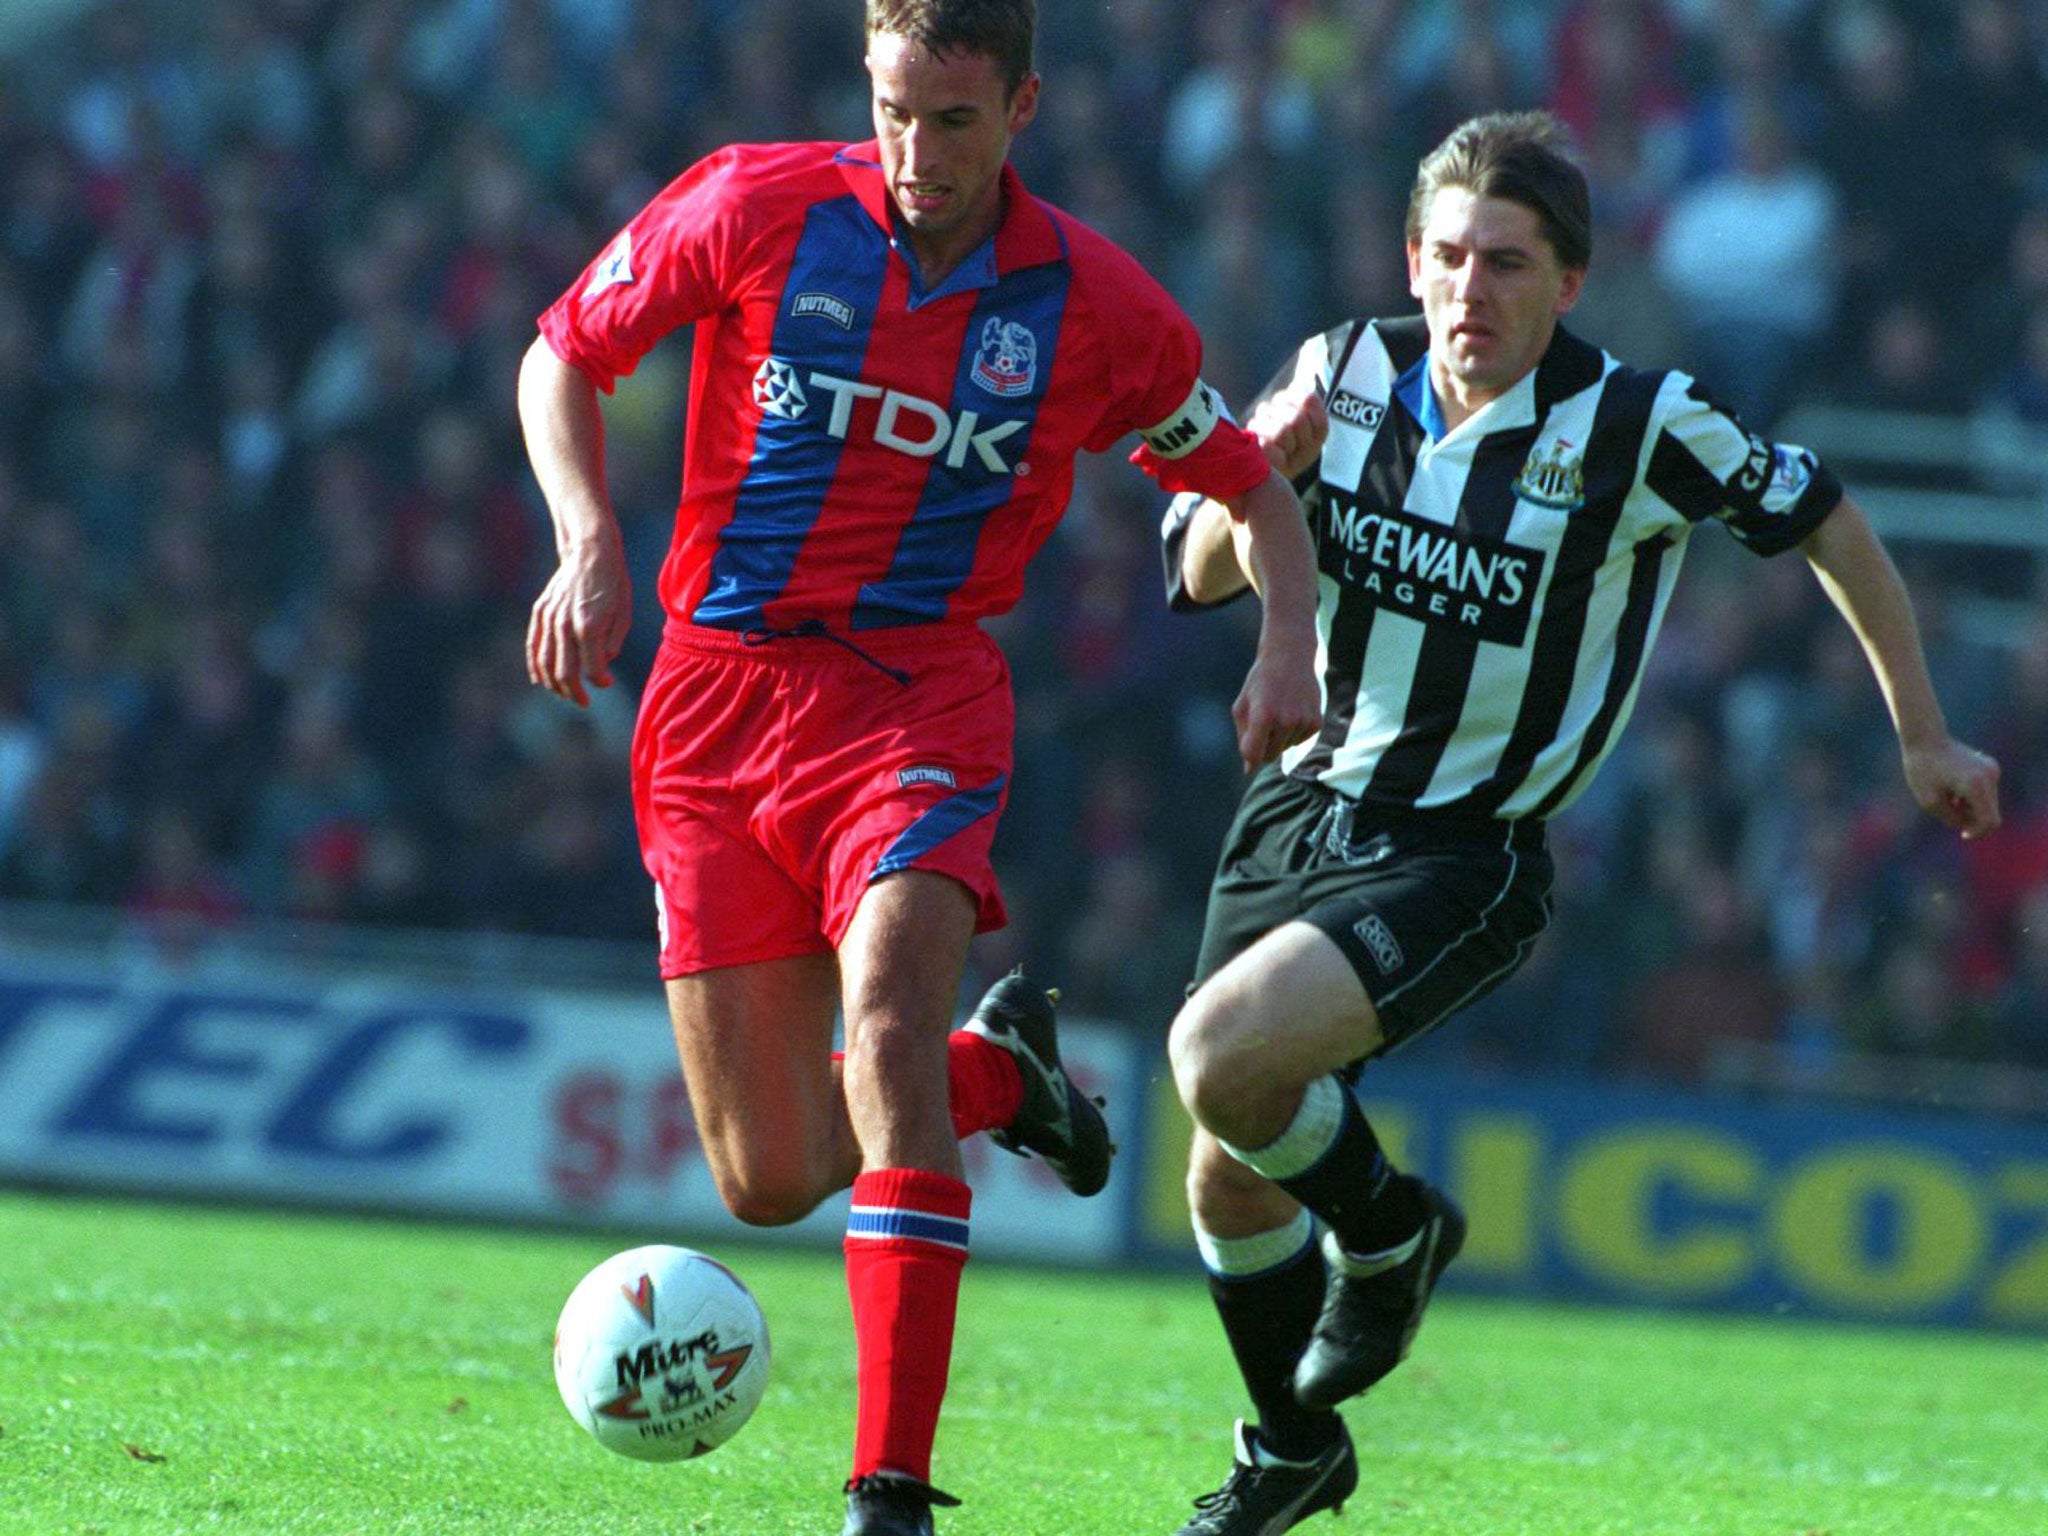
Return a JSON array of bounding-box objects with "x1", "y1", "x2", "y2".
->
[
  {"x1": 2, "y1": 932, "x2": 2042, "y2": 1331},
  {"x1": 1141, "y1": 1067, "x2": 2048, "y2": 1331}
]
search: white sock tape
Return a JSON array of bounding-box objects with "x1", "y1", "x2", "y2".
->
[
  {"x1": 1193, "y1": 1209, "x2": 1317, "y2": 1278},
  {"x1": 1221, "y1": 1074, "x2": 1346, "y2": 1182}
]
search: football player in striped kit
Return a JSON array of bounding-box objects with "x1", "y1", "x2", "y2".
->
[
  {"x1": 519, "y1": 3, "x2": 1321, "y2": 1532},
  {"x1": 1158, "y1": 110, "x2": 2001, "y2": 1536}
]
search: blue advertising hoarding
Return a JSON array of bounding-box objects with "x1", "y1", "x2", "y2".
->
[
  {"x1": 3, "y1": 941, "x2": 2044, "y2": 1331},
  {"x1": 1140, "y1": 1061, "x2": 2048, "y2": 1331}
]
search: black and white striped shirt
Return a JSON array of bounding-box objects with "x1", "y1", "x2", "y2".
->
[{"x1": 1164, "y1": 318, "x2": 1842, "y2": 821}]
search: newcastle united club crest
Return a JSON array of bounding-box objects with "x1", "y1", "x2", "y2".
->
[{"x1": 1513, "y1": 438, "x2": 1586, "y2": 511}]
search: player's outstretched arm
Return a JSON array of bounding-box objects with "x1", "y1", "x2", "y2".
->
[
  {"x1": 1802, "y1": 494, "x2": 2001, "y2": 839},
  {"x1": 1177, "y1": 495, "x2": 1251, "y2": 605},
  {"x1": 518, "y1": 336, "x2": 633, "y2": 709},
  {"x1": 1219, "y1": 468, "x2": 1323, "y2": 770},
  {"x1": 1179, "y1": 382, "x2": 1331, "y2": 605}
]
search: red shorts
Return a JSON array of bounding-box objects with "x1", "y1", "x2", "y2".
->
[{"x1": 631, "y1": 622, "x2": 1013, "y2": 978}]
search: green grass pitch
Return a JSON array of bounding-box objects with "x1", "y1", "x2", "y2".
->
[{"x1": 3, "y1": 1189, "x2": 2043, "y2": 1535}]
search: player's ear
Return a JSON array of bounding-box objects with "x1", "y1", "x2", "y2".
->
[
  {"x1": 1007, "y1": 71, "x2": 1040, "y2": 133},
  {"x1": 1556, "y1": 264, "x2": 1586, "y2": 316},
  {"x1": 1406, "y1": 243, "x2": 1423, "y2": 298}
]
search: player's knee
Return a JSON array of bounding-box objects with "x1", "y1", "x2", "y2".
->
[
  {"x1": 1165, "y1": 999, "x2": 1210, "y2": 1112},
  {"x1": 1168, "y1": 988, "x2": 1261, "y2": 1130},
  {"x1": 709, "y1": 1162, "x2": 825, "y2": 1228}
]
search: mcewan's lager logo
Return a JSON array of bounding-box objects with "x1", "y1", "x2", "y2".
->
[
  {"x1": 1319, "y1": 491, "x2": 1543, "y2": 645},
  {"x1": 1513, "y1": 438, "x2": 1586, "y2": 511}
]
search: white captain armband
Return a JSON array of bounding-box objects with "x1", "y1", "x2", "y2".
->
[{"x1": 1138, "y1": 377, "x2": 1224, "y2": 460}]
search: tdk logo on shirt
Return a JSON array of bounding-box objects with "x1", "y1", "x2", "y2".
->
[
  {"x1": 754, "y1": 358, "x2": 810, "y2": 420},
  {"x1": 750, "y1": 356, "x2": 1025, "y2": 473},
  {"x1": 1320, "y1": 489, "x2": 1543, "y2": 644}
]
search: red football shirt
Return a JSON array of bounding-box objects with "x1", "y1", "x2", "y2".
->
[{"x1": 540, "y1": 140, "x2": 1271, "y2": 635}]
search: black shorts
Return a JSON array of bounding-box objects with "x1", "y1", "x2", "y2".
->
[{"x1": 1191, "y1": 766, "x2": 1555, "y2": 1061}]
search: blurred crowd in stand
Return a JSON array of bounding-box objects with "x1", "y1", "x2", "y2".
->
[{"x1": 2, "y1": 0, "x2": 2047, "y2": 1108}]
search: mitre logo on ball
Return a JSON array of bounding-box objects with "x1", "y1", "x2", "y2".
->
[{"x1": 553, "y1": 1245, "x2": 771, "y2": 1462}]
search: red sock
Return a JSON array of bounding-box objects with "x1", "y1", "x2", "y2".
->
[
  {"x1": 844, "y1": 1167, "x2": 971, "y2": 1484},
  {"x1": 945, "y1": 1030, "x2": 1022, "y2": 1139},
  {"x1": 833, "y1": 1037, "x2": 1022, "y2": 1142}
]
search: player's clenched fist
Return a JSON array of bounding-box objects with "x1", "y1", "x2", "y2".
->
[{"x1": 1247, "y1": 386, "x2": 1329, "y2": 481}]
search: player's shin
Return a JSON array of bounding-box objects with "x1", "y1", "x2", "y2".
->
[
  {"x1": 1221, "y1": 1080, "x2": 1466, "y2": 1410},
  {"x1": 1197, "y1": 1212, "x2": 1342, "y2": 1458},
  {"x1": 832, "y1": 1038, "x2": 1022, "y2": 1142},
  {"x1": 1220, "y1": 1075, "x2": 1424, "y2": 1254}
]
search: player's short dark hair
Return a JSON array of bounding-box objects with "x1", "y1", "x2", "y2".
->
[
  {"x1": 865, "y1": 0, "x2": 1036, "y2": 95},
  {"x1": 1407, "y1": 111, "x2": 1593, "y2": 271}
]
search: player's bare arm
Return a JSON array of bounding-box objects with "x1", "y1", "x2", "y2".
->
[
  {"x1": 1218, "y1": 468, "x2": 1323, "y2": 769},
  {"x1": 1801, "y1": 494, "x2": 2002, "y2": 839},
  {"x1": 1178, "y1": 384, "x2": 1328, "y2": 605},
  {"x1": 518, "y1": 337, "x2": 634, "y2": 709},
  {"x1": 1178, "y1": 496, "x2": 1250, "y2": 605}
]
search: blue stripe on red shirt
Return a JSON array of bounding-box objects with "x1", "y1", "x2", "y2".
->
[
  {"x1": 854, "y1": 257, "x2": 1071, "y2": 629},
  {"x1": 694, "y1": 194, "x2": 889, "y2": 629},
  {"x1": 538, "y1": 143, "x2": 1274, "y2": 637}
]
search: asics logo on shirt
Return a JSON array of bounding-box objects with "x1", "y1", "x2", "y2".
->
[
  {"x1": 750, "y1": 356, "x2": 1026, "y2": 473},
  {"x1": 1328, "y1": 389, "x2": 1384, "y2": 430}
]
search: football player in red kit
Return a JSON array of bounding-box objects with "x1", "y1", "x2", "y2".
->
[{"x1": 518, "y1": 3, "x2": 1322, "y2": 1532}]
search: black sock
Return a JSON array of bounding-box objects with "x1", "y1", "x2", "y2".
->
[
  {"x1": 1269, "y1": 1087, "x2": 1424, "y2": 1256},
  {"x1": 1208, "y1": 1244, "x2": 1343, "y2": 1460}
]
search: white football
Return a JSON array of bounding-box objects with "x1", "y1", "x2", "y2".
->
[{"x1": 553, "y1": 1244, "x2": 771, "y2": 1461}]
